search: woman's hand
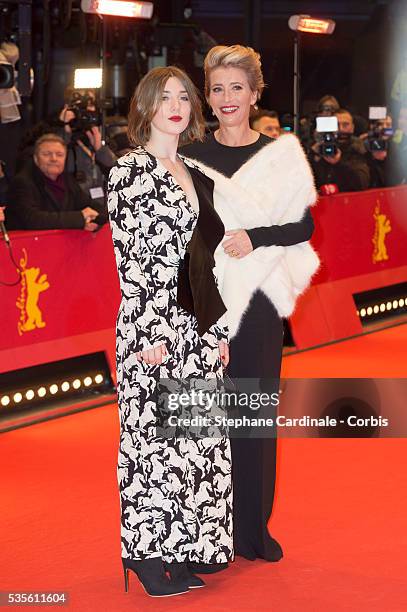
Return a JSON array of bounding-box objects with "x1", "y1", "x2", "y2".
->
[
  {"x1": 218, "y1": 340, "x2": 229, "y2": 368},
  {"x1": 223, "y1": 229, "x2": 253, "y2": 259},
  {"x1": 136, "y1": 343, "x2": 167, "y2": 365}
]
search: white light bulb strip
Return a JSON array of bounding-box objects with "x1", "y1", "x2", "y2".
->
[
  {"x1": 356, "y1": 298, "x2": 406, "y2": 318},
  {"x1": 0, "y1": 374, "x2": 106, "y2": 408}
]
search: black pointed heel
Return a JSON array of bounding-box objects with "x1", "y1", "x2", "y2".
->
[
  {"x1": 165, "y1": 561, "x2": 206, "y2": 589},
  {"x1": 122, "y1": 557, "x2": 190, "y2": 597}
]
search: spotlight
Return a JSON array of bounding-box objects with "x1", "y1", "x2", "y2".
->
[
  {"x1": 392, "y1": 300, "x2": 398, "y2": 309},
  {"x1": 84, "y1": 376, "x2": 93, "y2": 387},
  {"x1": 288, "y1": 14, "x2": 335, "y2": 135},
  {"x1": 367, "y1": 307, "x2": 373, "y2": 316},
  {"x1": 13, "y1": 393, "x2": 23, "y2": 403},
  {"x1": 38, "y1": 387, "x2": 47, "y2": 398},
  {"x1": 360, "y1": 308, "x2": 366, "y2": 317},
  {"x1": 74, "y1": 68, "x2": 103, "y2": 89},
  {"x1": 373, "y1": 305, "x2": 379, "y2": 314},
  {"x1": 81, "y1": 0, "x2": 153, "y2": 19},
  {"x1": 50, "y1": 384, "x2": 59, "y2": 395},
  {"x1": 1, "y1": 396, "x2": 10, "y2": 407},
  {"x1": 26, "y1": 390, "x2": 35, "y2": 400},
  {"x1": 61, "y1": 382, "x2": 70, "y2": 392},
  {"x1": 289, "y1": 14, "x2": 336, "y2": 35},
  {"x1": 380, "y1": 303, "x2": 386, "y2": 312},
  {"x1": 399, "y1": 298, "x2": 405, "y2": 307},
  {"x1": 386, "y1": 302, "x2": 392, "y2": 310},
  {"x1": 73, "y1": 379, "x2": 81, "y2": 390},
  {"x1": 94, "y1": 374, "x2": 104, "y2": 384}
]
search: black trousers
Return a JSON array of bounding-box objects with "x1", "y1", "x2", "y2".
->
[{"x1": 227, "y1": 291, "x2": 283, "y2": 561}]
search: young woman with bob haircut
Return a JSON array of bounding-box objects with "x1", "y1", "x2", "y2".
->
[
  {"x1": 183, "y1": 45, "x2": 319, "y2": 567},
  {"x1": 107, "y1": 65, "x2": 233, "y2": 597}
]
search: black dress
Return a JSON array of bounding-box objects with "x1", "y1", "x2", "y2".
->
[{"x1": 182, "y1": 133, "x2": 314, "y2": 561}]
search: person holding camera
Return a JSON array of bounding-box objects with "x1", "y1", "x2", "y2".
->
[
  {"x1": 360, "y1": 115, "x2": 393, "y2": 188},
  {"x1": 387, "y1": 106, "x2": 407, "y2": 186},
  {"x1": 18, "y1": 88, "x2": 117, "y2": 207},
  {"x1": 309, "y1": 109, "x2": 370, "y2": 193},
  {"x1": 6, "y1": 133, "x2": 106, "y2": 231}
]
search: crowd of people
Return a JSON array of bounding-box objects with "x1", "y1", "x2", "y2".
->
[
  {"x1": 1, "y1": 82, "x2": 407, "y2": 234},
  {"x1": 250, "y1": 95, "x2": 407, "y2": 193}
]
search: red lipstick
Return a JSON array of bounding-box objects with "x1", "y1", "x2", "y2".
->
[{"x1": 169, "y1": 115, "x2": 182, "y2": 122}]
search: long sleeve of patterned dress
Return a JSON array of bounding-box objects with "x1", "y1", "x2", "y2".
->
[{"x1": 107, "y1": 162, "x2": 173, "y2": 353}]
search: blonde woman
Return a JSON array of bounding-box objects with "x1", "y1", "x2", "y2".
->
[
  {"x1": 183, "y1": 45, "x2": 319, "y2": 568},
  {"x1": 107, "y1": 66, "x2": 233, "y2": 597}
]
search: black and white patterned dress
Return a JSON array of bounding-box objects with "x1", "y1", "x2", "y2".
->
[{"x1": 107, "y1": 147, "x2": 233, "y2": 564}]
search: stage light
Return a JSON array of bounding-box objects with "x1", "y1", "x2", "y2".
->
[
  {"x1": 38, "y1": 387, "x2": 47, "y2": 398},
  {"x1": 73, "y1": 379, "x2": 81, "y2": 389},
  {"x1": 26, "y1": 390, "x2": 35, "y2": 400},
  {"x1": 367, "y1": 307, "x2": 373, "y2": 316},
  {"x1": 13, "y1": 393, "x2": 23, "y2": 403},
  {"x1": 84, "y1": 376, "x2": 93, "y2": 387},
  {"x1": 61, "y1": 381, "x2": 70, "y2": 392},
  {"x1": 94, "y1": 374, "x2": 104, "y2": 384},
  {"x1": 288, "y1": 14, "x2": 335, "y2": 136},
  {"x1": 386, "y1": 302, "x2": 392, "y2": 310},
  {"x1": 74, "y1": 68, "x2": 103, "y2": 89},
  {"x1": 360, "y1": 308, "x2": 366, "y2": 317},
  {"x1": 288, "y1": 15, "x2": 336, "y2": 35},
  {"x1": 81, "y1": 0, "x2": 153, "y2": 19},
  {"x1": 50, "y1": 384, "x2": 59, "y2": 395},
  {"x1": 373, "y1": 305, "x2": 379, "y2": 314},
  {"x1": 392, "y1": 300, "x2": 398, "y2": 309},
  {"x1": 399, "y1": 298, "x2": 405, "y2": 307},
  {"x1": 380, "y1": 303, "x2": 386, "y2": 312},
  {"x1": 1, "y1": 396, "x2": 10, "y2": 407}
]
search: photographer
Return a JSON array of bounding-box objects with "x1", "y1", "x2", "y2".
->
[
  {"x1": 387, "y1": 106, "x2": 407, "y2": 185},
  {"x1": 18, "y1": 88, "x2": 117, "y2": 206},
  {"x1": 308, "y1": 112, "x2": 364, "y2": 193},
  {"x1": 6, "y1": 133, "x2": 106, "y2": 231},
  {"x1": 363, "y1": 115, "x2": 393, "y2": 188}
]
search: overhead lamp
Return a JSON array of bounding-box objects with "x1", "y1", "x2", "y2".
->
[
  {"x1": 288, "y1": 15, "x2": 336, "y2": 35},
  {"x1": 288, "y1": 14, "x2": 336, "y2": 135},
  {"x1": 74, "y1": 68, "x2": 103, "y2": 89},
  {"x1": 81, "y1": 0, "x2": 154, "y2": 19}
]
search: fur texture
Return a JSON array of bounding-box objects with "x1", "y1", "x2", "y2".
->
[{"x1": 183, "y1": 134, "x2": 320, "y2": 339}]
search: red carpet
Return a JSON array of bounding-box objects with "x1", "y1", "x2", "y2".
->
[{"x1": 2, "y1": 324, "x2": 407, "y2": 611}]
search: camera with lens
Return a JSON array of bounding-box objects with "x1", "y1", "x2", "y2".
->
[
  {"x1": 315, "y1": 116, "x2": 338, "y2": 157},
  {"x1": 366, "y1": 106, "x2": 393, "y2": 153},
  {"x1": 66, "y1": 92, "x2": 101, "y2": 141}
]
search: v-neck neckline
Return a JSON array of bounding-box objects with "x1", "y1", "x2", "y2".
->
[{"x1": 142, "y1": 147, "x2": 198, "y2": 216}]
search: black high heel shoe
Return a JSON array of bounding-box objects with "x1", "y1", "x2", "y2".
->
[
  {"x1": 165, "y1": 561, "x2": 206, "y2": 589},
  {"x1": 122, "y1": 557, "x2": 190, "y2": 598}
]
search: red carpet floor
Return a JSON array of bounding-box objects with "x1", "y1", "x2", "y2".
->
[{"x1": 2, "y1": 324, "x2": 407, "y2": 611}]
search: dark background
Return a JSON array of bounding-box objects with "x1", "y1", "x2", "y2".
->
[{"x1": 1, "y1": 0, "x2": 407, "y2": 172}]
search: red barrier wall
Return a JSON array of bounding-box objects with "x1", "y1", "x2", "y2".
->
[
  {"x1": 290, "y1": 185, "x2": 407, "y2": 348},
  {"x1": 0, "y1": 227, "x2": 120, "y2": 377},
  {"x1": 1, "y1": 186, "x2": 406, "y2": 375}
]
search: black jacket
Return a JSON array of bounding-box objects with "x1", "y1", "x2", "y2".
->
[
  {"x1": 6, "y1": 161, "x2": 106, "y2": 230},
  {"x1": 177, "y1": 164, "x2": 227, "y2": 336}
]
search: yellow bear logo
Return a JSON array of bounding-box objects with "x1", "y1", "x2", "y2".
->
[
  {"x1": 16, "y1": 249, "x2": 50, "y2": 335},
  {"x1": 372, "y1": 201, "x2": 391, "y2": 263}
]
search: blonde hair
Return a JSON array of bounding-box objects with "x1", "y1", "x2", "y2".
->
[
  {"x1": 34, "y1": 133, "x2": 67, "y2": 155},
  {"x1": 128, "y1": 66, "x2": 205, "y2": 146},
  {"x1": 204, "y1": 45, "x2": 265, "y2": 100}
]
